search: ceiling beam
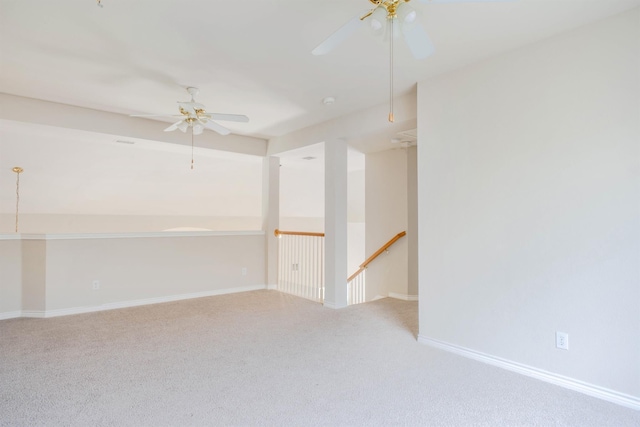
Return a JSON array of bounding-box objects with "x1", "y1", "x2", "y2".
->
[
  {"x1": 0, "y1": 93, "x2": 268, "y2": 157},
  {"x1": 267, "y1": 91, "x2": 417, "y2": 155}
]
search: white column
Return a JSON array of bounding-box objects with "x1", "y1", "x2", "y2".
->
[
  {"x1": 324, "y1": 139, "x2": 348, "y2": 309},
  {"x1": 407, "y1": 146, "x2": 419, "y2": 297},
  {"x1": 262, "y1": 156, "x2": 280, "y2": 290}
]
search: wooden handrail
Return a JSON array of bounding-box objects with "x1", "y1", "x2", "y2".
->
[
  {"x1": 347, "y1": 267, "x2": 366, "y2": 283},
  {"x1": 273, "y1": 228, "x2": 406, "y2": 283},
  {"x1": 274, "y1": 229, "x2": 325, "y2": 237},
  {"x1": 348, "y1": 231, "x2": 407, "y2": 281}
]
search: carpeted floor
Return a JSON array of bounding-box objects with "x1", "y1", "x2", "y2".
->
[{"x1": 1, "y1": 290, "x2": 638, "y2": 426}]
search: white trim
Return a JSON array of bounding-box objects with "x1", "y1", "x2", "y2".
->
[
  {"x1": 0, "y1": 235, "x2": 21, "y2": 241},
  {"x1": 43, "y1": 285, "x2": 267, "y2": 317},
  {"x1": 266, "y1": 284, "x2": 278, "y2": 290},
  {"x1": 323, "y1": 301, "x2": 347, "y2": 309},
  {"x1": 0, "y1": 230, "x2": 264, "y2": 241},
  {"x1": 2, "y1": 285, "x2": 267, "y2": 320},
  {"x1": 0, "y1": 311, "x2": 22, "y2": 320},
  {"x1": 418, "y1": 335, "x2": 640, "y2": 411},
  {"x1": 388, "y1": 292, "x2": 418, "y2": 301},
  {"x1": 21, "y1": 310, "x2": 46, "y2": 318}
]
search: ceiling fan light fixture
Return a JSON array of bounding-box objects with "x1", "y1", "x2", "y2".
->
[
  {"x1": 177, "y1": 121, "x2": 189, "y2": 132},
  {"x1": 192, "y1": 122, "x2": 205, "y2": 135},
  {"x1": 369, "y1": 6, "x2": 387, "y2": 34}
]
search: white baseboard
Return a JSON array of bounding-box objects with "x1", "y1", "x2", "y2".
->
[
  {"x1": 0, "y1": 311, "x2": 23, "y2": 320},
  {"x1": 1, "y1": 285, "x2": 267, "y2": 320},
  {"x1": 323, "y1": 301, "x2": 347, "y2": 309},
  {"x1": 21, "y1": 310, "x2": 46, "y2": 318},
  {"x1": 267, "y1": 284, "x2": 278, "y2": 290},
  {"x1": 418, "y1": 335, "x2": 640, "y2": 411},
  {"x1": 388, "y1": 292, "x2": 418, "y2": 301}
]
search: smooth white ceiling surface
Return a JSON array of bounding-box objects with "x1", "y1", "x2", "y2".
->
[{"x1": 1, "y1": 0, "x2": 638, "y2": 139}]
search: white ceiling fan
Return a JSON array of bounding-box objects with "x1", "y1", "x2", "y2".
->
[
  {"x1": 130, "y1": 87, "x2": 249, "y2": 136},
  {"x1": 312, "y1": 0, "x2": 514, "y2": 122},
  {"x1": 130, "y1": 87, "x2": 249, "y2": 169},
  {"x1": 313, "y1": 0, "x2": 435, "y2": 60}
]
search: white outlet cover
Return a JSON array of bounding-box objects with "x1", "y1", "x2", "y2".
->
[{"x1": 556, "y1": 331, "x2": 569, "y2": 350}]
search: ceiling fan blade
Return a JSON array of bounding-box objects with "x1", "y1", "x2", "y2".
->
[
  {"x1": 417, "y1": 0, "x2": 516, "y2": 3},
  {"x1": 402, "y1": 21, "x2": 435, "y2": 60},
  {"x1": 202, "y1": 120, "x2": 231, "y2": 136},
  {"x1": 205, "y1": 113, "x2": 249, "y2": 123},
  {"x1": 312, "y1": 15, "x2": 363, "y2": 56},
  {"x1": 130, "y1": 114, "x2": 182, "y2": 118},
  {"x1": 163, "y1": 120, "x2": 184, "y2": 132}
]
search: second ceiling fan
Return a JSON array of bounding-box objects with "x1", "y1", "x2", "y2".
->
[
  {"x1": 313, "y1": 0, "x2": 436, "y2": 60},
  {"x1": 312, "y1": 0, "x2": 513, "y2": 122},
  {"x1": 131, "y1": 87, "x2": 249, "y2": 136},
  {"x1": 131, "y1": 87, "x2": 249, "y2": 169}
]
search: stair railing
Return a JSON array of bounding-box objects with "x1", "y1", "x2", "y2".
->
[
  {"x1": 274, "y1": 229, "x2": 325, "y2": 302},
  {"x1": 347, "y1": 231, "x2": 406, "y2": 305},
  {"x1": 274, "y1": 229, "x2": 406, "y2": 305}
]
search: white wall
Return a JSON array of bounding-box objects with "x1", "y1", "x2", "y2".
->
[
  {"x1": 417, "y1": 8, "x2": 639, "y2": 400},
  {"x1": 0, "y1": 120, "x2": 264, "y2": 234},
  {"x1": 407, "y1": 146, "x2": 418, "y2": 297},
  {"x1": 21, "y1": 239, "x2": 47, "y2": 313},
  {"x1": 279, "y1": 145, "x2": 365, "y2": 278},
  {"x1": 348, "y1": 169, "x2": 365, "y2": 223},
  {"x1": 279, "y1": 168, "x2": 364, "y2": 233},
  {"x1": 0, "y1": 232, "x2": 265, "y2": 317},
  {"x1": 347, "y1": 168, "x2": 366, "y2": 276},
  {"x1": 279, "y1": 158, "x2": 325, "y2": 232},
  {"x1": 45, "y1": 234, "x2": 265, "y2": 312},
  {"x1": 279, "y1": 153, "x2": 324, "y2": 233},
  {"x1": 365, "y1": 149, "x2": 409, "y2": 300},
  {"x1": 0, "y1": 238, "x2": 22, "y2": 316}
]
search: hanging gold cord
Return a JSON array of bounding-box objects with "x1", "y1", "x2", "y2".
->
[
  {"x1": 12, "y1": 167, "x2": 23, "y2": 233},
  {"x1": 389, "y1": 17, "x2": 394, "y2": 123}
]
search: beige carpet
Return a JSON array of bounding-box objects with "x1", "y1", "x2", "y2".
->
[{"x1": 1, "y1": 290, "x2": 638, "y2": 426}]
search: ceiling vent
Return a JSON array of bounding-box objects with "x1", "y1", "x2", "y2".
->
[
  {"x1": 396, "y1": 128, "x2": 417, "y2": 142},
  {"x1": 391, "y1": 128, "x2": 417, "y2": 147}
]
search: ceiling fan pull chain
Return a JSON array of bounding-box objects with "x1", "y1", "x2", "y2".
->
[
  {"x1": 389, "y1": 17, "x2": 394, "y2": 123},
  {"x1": 191, "y1": 128, "x2": 195, "y2": 170}
]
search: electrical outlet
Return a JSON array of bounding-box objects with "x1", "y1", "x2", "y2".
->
[
  {"x1": 292, "y1": 263, "x2": 299, "y2": 271},
  {"x1": 92, "y1": 280, "x2": 100, "y2": 290},
  {"x1": 556, "y1": 331, "x2": 569, "y2": 350},
  {"x1": 241, "y1": 267, "x2": 247, "y2": 276}
]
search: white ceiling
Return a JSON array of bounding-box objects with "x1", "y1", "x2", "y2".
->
[
  {"x1": 1, "y1": 0, "x2": 638, "y2": 139},
  {"x1": 1, "y1": 0, "x2": 639, "y2": 222}
]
